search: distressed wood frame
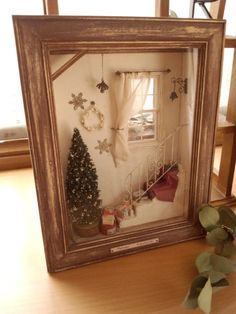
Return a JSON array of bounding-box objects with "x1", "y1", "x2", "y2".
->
[{"x1": 13, "y1": 16, "x2": 225, "y2": 272}]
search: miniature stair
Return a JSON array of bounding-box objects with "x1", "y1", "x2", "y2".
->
[
  {"x1": 120, "y1": 162, "x2": 186, "y2": 229},
  {"x1": 125, "y1": 126, "x2": 181, "y2": 204}
]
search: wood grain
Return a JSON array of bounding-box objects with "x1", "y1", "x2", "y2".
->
[
  {"x1": 43, "y1": 0, "x2": 58, "y2": 15},
  {"x1": 0, "y1": 139, "x2": 31, "y2": 170},
  {"x1": 13, "y1": 16, "x2": 225, "y2": 271},
  {"x1": 0, "y1": 169, "x2": 236, "y2": 314}
]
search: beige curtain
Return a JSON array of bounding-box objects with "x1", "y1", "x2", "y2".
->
[
  {"x1": 112, "y1": 72, "x2": 151, "y2": 166},
  {"x1": 179, "y1": 49, "x2": 198, "y2": 170}
]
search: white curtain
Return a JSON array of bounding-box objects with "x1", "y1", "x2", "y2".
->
[
  {"x1": 179, "y1": 49, "x2": 198, "y2": 171},
  {"x1": 112, "y1": 72, "x2": 151, "y2": 166}
]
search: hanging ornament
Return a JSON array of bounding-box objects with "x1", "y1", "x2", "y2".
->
[
  {"x1": 169, "y1": 77, "x2": 187, "y2": 101},
  {"x1": 95, "y1": 138, "x2": 112, "y2": 154},
  {"x1": 80, "y1": 101, "x2": 104, "y2": 131},
  {"x1": 96, "y1": 54, "x2": 109, "y2": 93},
  {"x1": 68, "y1": 92, "x2": 87, "y2": 110}
]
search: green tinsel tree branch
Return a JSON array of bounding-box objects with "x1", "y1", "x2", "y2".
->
[{"x1": 65, "y1": 128, "x2": 101, "y2": 226}]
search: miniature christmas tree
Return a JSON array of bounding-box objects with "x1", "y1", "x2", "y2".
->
[{"x1": 65, "y1": 128, "x2": 101, "y2": 230}]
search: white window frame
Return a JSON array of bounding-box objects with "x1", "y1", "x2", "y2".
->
[{"x1": 128, "y1": 75, "x2": 162, "y2": 144}]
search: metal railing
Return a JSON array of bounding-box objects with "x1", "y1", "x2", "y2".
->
[{"x1": 125, "y1": 126, "x2": 181, "y2": 204}]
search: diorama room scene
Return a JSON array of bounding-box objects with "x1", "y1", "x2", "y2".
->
[
  {"x1": 2, "y1": 1, "x2": 236, "y2": 314},
  {"x1": 51, "y1": 50, "x2": 197, "y2": 240}
]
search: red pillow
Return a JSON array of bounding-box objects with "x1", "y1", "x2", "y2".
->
[{"x1": 147, "y1": 170, "x2": 179, "y2": 202}]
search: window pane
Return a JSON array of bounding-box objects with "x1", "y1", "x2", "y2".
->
[
  {"x1": 147, "y1": 78, "x2": 154, "y2": 94},
  {"x1": 142, "y1": 112, "x2": 154, "y2": 124},
  {"x1": 128, "y1": 74, "x2": 160, "y2": 143},
  {"x1": 169, "y1": 0, "x2": 191, "y2": 18},
  {"x1": 0, "y1": 1, "x2": 43, "y2": 137},
  {"x1": 58, "y1": 0, "x2": 155, "y2": 16},
  {"x1": 128, "y1": 115, "x2": 142, "y2": 128},
  {"x1": 128, "y1": 111, "x2": 156, "y2": 142},
  {"x1": 224, "y1": 1, "x2": 236, "y2": 36},
  {"x1": 128, "y1": 125, "x2": 142, "y2": 142},
  {"x1": 219, "y1": 49, "x2": 234, "y2": 111},
  {"x1": 170, "y1": 0, "x2": 213, "y2": 19},
  {"x1": 143, "y1": 125, "x2": 155, "y2": 140},
  {"x1": 143, "y1": 78, "x2": 155, "y2": 110},
  {"x1": 128, "y1": 112, "x2": 154, "y2": 127},
  {"x1": 143, "y1": 95, "x2": 154, "y2": 110}
]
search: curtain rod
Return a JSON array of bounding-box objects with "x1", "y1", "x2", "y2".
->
[{"x1": 115, "y1": 68, "x2": 171, "y2": 75}]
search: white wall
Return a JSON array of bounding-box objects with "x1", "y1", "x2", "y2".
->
[{"x1": 51, "y1": 52, "x2": 189, "y2": 207}]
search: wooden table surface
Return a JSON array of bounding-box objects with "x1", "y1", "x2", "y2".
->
[{"x1": 0, "y1": 168, "x2": 235, "y2": 314}]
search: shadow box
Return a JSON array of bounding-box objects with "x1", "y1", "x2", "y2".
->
[{"x1": 13, "y1": 16, "x2": 225, "y2": 272}]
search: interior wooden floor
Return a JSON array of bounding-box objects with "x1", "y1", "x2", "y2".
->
[{"x1": 0, "y1": 167, "x2": 236, "y2": 314}]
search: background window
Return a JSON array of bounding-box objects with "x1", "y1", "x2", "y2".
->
[
  {"x1": 0, "y1": 1, "x2": 43, "y2": 141},
  {"x1": 224, "y1": 1, "x2": 236, "y2": 36},
  {"x1": 58, "y1": 0, "x2": 156, "y2": 16},
  {"x1": 169, "y1": 0, "x2": 191, "y2": 17},
  {"x1": 219, "y1": 48, "x2": 234, "y2": 114}
]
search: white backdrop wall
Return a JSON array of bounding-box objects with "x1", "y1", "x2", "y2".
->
[{"x1": 51, "y1": 52, "x2": 189, "y2": 207}]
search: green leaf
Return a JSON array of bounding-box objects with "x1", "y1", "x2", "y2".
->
[
  {"x1": 212, "y1": 278, "x2": 229, "y2": 293},
  {"x1": 195, "y1": 252, "x2": 212, "y2": 273},
  {"x1": 200, "y1": 270, "x2": 226, "y2": 284},
  {"x1": 198, "y1": 204, "x2": 211, "y2": 213},
  {"x1": 206, "y1": 227, "x2": 228, "y2": 246},
  {"x1": 210, "y1": 253, "x2": 236, "y2": 274},
  {"x1": 212, "y1": 278, "x2": 229, "y2": 288},
  {"x1": 218, "y1": 206, "x2": 236, "y2": 234},
  {"x1": 198, "y1": 277, "x2": 212, "y2": 314},
  {"x1": 208, "y1": 271, "x2": 226, "y2": 284},
  {"x1": 183, "y1": 297, "x2": 198, "y2": 309},
  {"x1": 183, "y1": 275, "x2": 208, "y2": 309},
  {"x1": 216, "y1": 241, "x2": 236, "y2": 258},
  {"x1": 199, "y1": 206, "x2": 220, "y2": 231},
  {"x1": 196, "y1": 252, "x2": 236, "y2": 275}
]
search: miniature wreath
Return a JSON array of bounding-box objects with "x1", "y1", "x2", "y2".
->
[{"x1": 80, "y1": 101, "x2": 104, "y2": 131}]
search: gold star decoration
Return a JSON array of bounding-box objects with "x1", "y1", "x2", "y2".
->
[
  {"x1": 69, "y1": 92, "x2": 87, "y2": 110},
  {"x1": 95, "y1": 139, "x2": 112, "y2": 154}
]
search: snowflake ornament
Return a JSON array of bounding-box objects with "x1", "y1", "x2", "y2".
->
[
  {"x1": 69, "y1": 92, "x2": 87, "y2": 110},
  {"x1": 95, "y1": 139, "x2": 112, "y2": 154}
]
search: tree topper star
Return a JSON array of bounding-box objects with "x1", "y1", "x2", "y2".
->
[
  {"x1": 69, "y1": 92, "x2": 87, "y2": 110},
  {"x1": 95, "y1": 139, "x2": 112, "y2": 154}
]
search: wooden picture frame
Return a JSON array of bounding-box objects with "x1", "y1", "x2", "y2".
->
[{"x1": 13, "y1": 16, "x2": 225, "y2": 272}]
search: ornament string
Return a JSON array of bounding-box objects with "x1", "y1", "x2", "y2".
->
[{"x1": 96, "y1": 54, "x2": 109, "y2": 93}]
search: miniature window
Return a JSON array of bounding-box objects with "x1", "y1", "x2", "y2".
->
[{"x1": 128, "y1": 76, "x2": 161, "y2": 142}]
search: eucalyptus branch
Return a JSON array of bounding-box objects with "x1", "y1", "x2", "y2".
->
[{"x1": 183, "y1": 204, "x2": 236, "y2": 314}]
